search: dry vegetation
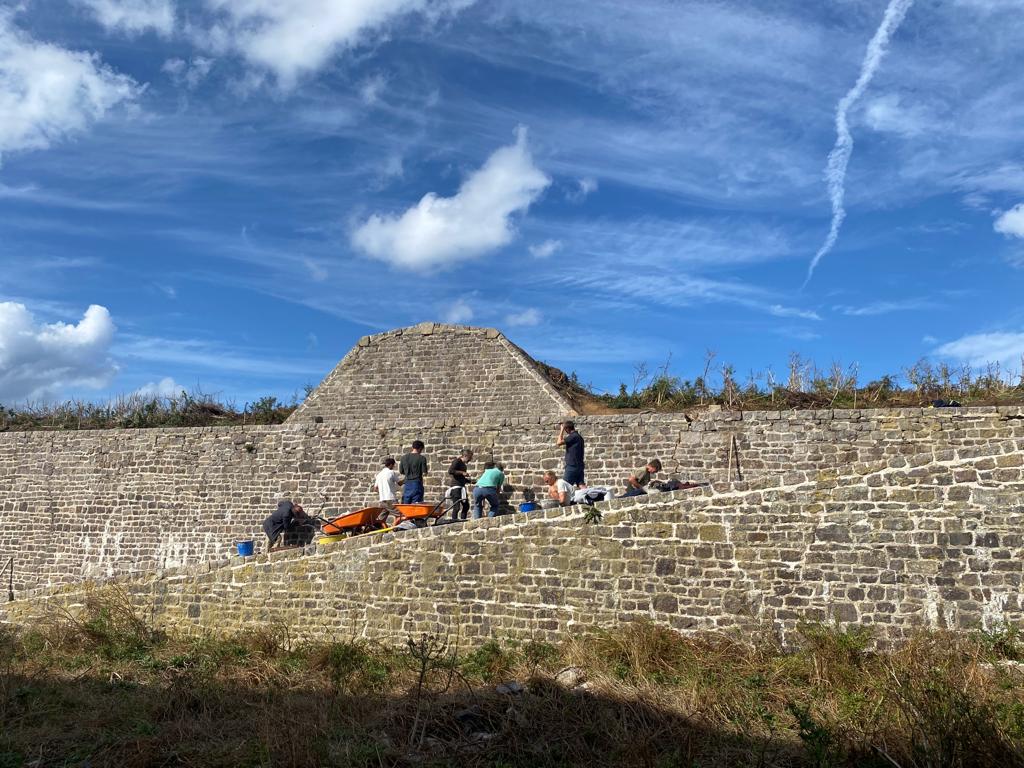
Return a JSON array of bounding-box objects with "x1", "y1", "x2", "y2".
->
[
  {"x1": 555, "y1": 354, "x2": 1024, "y2": 414},
  {"x1": 2, "y1": 591, "x2": 1023, "y2": 767},
  {"x1": 0, "y1": 390, "x2": 300, "y2": 432}
]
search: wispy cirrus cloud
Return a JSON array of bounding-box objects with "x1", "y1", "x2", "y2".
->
[{"x1": 197, "y1": 0, "x2": 475, "y2": 87}]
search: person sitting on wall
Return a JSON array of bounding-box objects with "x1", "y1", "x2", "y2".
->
[
  {"x1": 262, "y1": 499, "x2": 308, "y2": 551},
  {"x1": 472, "y1": 461, "x2": 506, "y2": 519},
  {"x1": 622, "y1": 459, "x2": 663, "y2": 498},
  {"x1": 372, "y1": 456, "x2": 402, "y2": 524},
  {"x1": 447, "y1": 448, "x2": 474, "y2": 521},
  {"x1": 399, "y1": 440, "x2": 428, "y2": 503},
  {"x1": 542, "y1": 470, "x2": 574, "y2": 506}
]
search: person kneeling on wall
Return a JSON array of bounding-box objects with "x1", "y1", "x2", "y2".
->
[{"x1": 263, "y1": 499, "x2": 308, "y2": 552}]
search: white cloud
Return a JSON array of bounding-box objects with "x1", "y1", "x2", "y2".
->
[
  {"x1": 835, "y1": 298, "x2": 933, "y2": 316},
  {"x1": 303, "y1": 258, "x2": 329, "y2": 281},
  {"x1": 806, "y1": 0, "x2": 915, "y2": 283},
  {"x1": 133, "y1": 376, "x2": 183, "y2": 398},
  {"x1": 360, "y1": 73, "x2": 388, "y2": 105},
  {"x1": 75, "y1": 0, "x2": 175, "y2": 36},
  {"x1": 0, "y1": 303, "x2": 118, "y2": 402},
  {"x1": 863, "y1": 94, "x2": 929, "y2": 137},
  {"x1": 352, "y1": 127, "x2": 551, "y2": 269},
  {"x1": 199, "y1": 0, "x2": 474, "y2": 87},
  {"x1": 566, "y1": 176, "x2": 597, "y2": 201},
  {"x1": 935, "y1": 331, "x2": 1024, "y2": 367},
  {"x1": 442, "y1": 299, "x2": 474, "y2": 323},
  {"x1": 505, "y1": 307, "x2": 542, "y2": 327},
  {"x1": 162, "y1": 56, "x2": 214, "y2": 89},
  {"x1": 994, "y1": 204, "x2": 1024, "y2": 238},
  {"x1": 768, "y1": 304, "x2": 821, "y2": 321},
  {"x1": 0, "y1": 13, "x2": 141, "y2": 161},
  {"x1": 529, "y1": 239, "x2": 562, "y2": 259}
]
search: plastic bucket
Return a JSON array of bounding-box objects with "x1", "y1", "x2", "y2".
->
[
  {"x1": 236, "y1": 540, "x2": 255, "y2": 557},
  {"x1": 518, "y1": 502, "x2": 539, "y2": 513}
]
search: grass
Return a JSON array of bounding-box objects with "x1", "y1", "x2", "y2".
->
[{"x1": 1, "y1": 594, "x2": 1023, "y2": 767}]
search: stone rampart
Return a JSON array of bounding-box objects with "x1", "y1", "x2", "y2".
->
[
  {"x1": 5, "y1": 437, "x2": 1022, "y2": 646},
  {"x1": 2, "y1": 407, "x2": 1023, "y2": 596}
]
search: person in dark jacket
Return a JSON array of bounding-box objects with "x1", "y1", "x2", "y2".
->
[{"x1": 262, "y1": 499, "x2": 307, "y2": 551}]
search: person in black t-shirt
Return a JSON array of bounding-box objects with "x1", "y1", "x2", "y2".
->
[
  {"x1": 556, "y1": 420, "x2": 585, "y2": 487},
  {"x1": 447, "y1": 448, "x2": 474, "y2": 520},
  {"x1": 399, "y1": 440, "x2": 428, "y2": 503}
]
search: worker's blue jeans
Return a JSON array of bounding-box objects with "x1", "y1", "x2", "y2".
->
[
  {"x1": 472, "y1": 486, "x2": 500, "y2": 519},
  {"x1": 402, "y1": 479, "x2": 424, "y2": 503}
]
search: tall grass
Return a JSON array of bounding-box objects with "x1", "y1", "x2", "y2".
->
[{"x1": 1, "y1": 592, "x2": 1022, "y2": 767}]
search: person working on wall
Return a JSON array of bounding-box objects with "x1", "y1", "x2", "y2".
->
[
  {"x1": 622, "y1": 458, "x2": 663, "y2": 497},
  {"x1": 262, "y1": 499, "x2": 308, "y2": 552},
  {"x1": 472, "y1": 460, "x2": 506, "y2": 519},
  {"x1": 447, "y1": 448, "x2": 474, "y2": 520},
  {"x1": 542, "y1": 470, "x2": 574, "y2": 506},
  {"x1": 556, "y1": 420, "x2": 585, "y2": 488},
  {"x1": 399, "y1": 440, "x2": 428, "y2": 503},
  {"x1": 373, "y1": 457, "x2": 402, "y2": 523}
]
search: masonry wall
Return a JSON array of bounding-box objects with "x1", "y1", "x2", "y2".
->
[
  {"x1": 2, "y1": 407, "x2": 1024, "y2": 596},
  {"x1": 288, "y1": 324, "x2": 575, "y2": 424},
  {"x1": 6, "y1": 438, "x2": 1023, "y2": 646}
]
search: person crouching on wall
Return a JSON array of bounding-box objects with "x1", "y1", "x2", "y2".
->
[{"x1": 263, "y1": 499, "x2": 307, "y2": 552}]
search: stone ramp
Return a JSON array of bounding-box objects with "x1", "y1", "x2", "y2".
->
[
  {"x1": 288, "y1": 323, "x2": 576, "y2": 425},
  {"x1": 5, "y1": 442, "x2": 1023, "y2": 648}
]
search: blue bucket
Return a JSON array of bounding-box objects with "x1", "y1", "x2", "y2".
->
[
  {"x1": 236, "y1": 540, "x2": 255, "y2": 557},
  {"x1": 518, "y1": 502, "x2": 538, "y2": 513}
]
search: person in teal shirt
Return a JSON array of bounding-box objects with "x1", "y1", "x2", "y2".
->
[{"x1": 472, "y1": 461, "x2": 506, "y2": 518}]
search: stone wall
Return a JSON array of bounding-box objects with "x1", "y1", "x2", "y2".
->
[
  {"x1": 288, "y1": 323, "x2": 576, "y2": 425},
  {"x1": 2, "y1": 406, "x2": 1024, "y2": 596},
  {"x1": 6, "y1": 436, "x2": 1023, "y2": 646}
]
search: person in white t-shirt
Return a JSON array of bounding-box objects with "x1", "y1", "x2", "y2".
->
[
  {"x1": 373, "y1": 457, "x2": 402, "y2": 523},
  {"x1": 542, "y1": 470, "x2": 575, "y2": 506}
]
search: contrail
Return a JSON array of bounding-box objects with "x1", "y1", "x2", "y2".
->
[{"x1": 805, "y1": 0, "x2": 915, "y2": 285}]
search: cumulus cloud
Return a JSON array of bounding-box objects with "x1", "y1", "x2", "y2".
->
[
  {"x1": 994, "y1": 204, "x2": 1024, "y2": 238},
  {"x1": 74, "y1": 0, "x2": 175, "y2": 36},
  {"x1": 0, "y1": 303, "x2": 118, "y2": 402},
  {"x1": 442, "y1": 299, "x2": 474, "y2": 323},
  {"x1": 199, "y1": 0, "x2": 474, "y2": 87},
  {"x1": 162, "y1": 56, "x2": 214, "y2": 89},
  {"x1": 0, "y1": 13, "x2": 140, "y2": 161},
  {"x1": 529, "y1": 239, "x2": 562, "y2": 259},
  {"x1": 935, "y1": 331, "x2": 1024, "y2": 367},
  {"x1": 133, "y1": 376, "x2": 183, "y2": 398},
  {"x1": 505, "y1": 308, "x2": 542, "y2": 327},
  {"x1": 352, "y1": 127, "x2": 551, "y2": 269}
]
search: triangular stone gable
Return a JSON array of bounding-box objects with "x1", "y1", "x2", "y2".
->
[{"x1": 288, "y1": 323, "x2": 576, "y2": 424}]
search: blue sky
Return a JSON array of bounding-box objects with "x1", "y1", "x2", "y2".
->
[{"x1": 2, "y1": 0, "x2": 1024, "y2": 404}]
